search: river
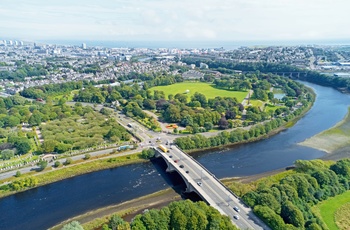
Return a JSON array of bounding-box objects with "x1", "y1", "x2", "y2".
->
[{"x1": 1, "y1": 81, "x2": 350, "y2": 230}]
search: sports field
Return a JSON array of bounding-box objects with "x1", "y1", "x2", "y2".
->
[
  {"x1": 151, "y1": 82, "x2": 248, "y2": 102},
  {"x1": 314, "y1": 190, "x2": 350, "y2": 230}
]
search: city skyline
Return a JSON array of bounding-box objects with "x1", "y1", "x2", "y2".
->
[{"x1": 1, "y1": 0, "x2": 350, "y2": 43}]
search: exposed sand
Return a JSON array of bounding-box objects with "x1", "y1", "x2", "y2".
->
[
  {"x1": 49, "y1": 188, "x2": 181, "y2": 230},
  {"x1": 50, "y1": 168, "x2": 288, "y2": 230},
  {"x1": 299, "y1": 108, "x2": 350, "y2": 159}
]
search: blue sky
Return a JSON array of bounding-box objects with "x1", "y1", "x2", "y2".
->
[{"x1": 1, "y1": 0, "x2": 350, "y2": 42}]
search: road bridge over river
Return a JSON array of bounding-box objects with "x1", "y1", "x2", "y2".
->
[{"x1": 154, "y1": 145, "x2": 270, "y2": 230}]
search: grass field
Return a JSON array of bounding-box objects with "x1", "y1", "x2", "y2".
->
[
  {"x1": 299, "y1": 108, "x2": 350, "y2": 153},
  {"x1": 151, "y1": 82, "x2": 248, "y2": 102},
  {"x1": 335, "y1": 203, "x2": 350, "y2": 229},
  {"x1": 314, "y1": 190, "x2": 350, "y2": 230}
]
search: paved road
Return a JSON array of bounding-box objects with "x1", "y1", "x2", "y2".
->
[
  {"x1": 157, "y1": 145, "x2": 270, "y2": 230},
  {"x1": 1, "y1": 101, "x2": 269, "y2": 229}
]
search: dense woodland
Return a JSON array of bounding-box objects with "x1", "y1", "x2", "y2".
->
[{"x1": 240, "y1": 159, "x2": 350, "y2": 230}]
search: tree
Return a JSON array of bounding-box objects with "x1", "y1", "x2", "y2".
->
[
  {"x1": 204, "y1": 122, "x2": 213, "y2": 131},
  {"x1": 15, "y1": 138, "x2": 32, "y2": 155},
  {"x1": 41, "y1": 140, "x2": 58, "y2": 153},
  {"x1": 54, "y1": 161, "x2": 61, "y2": 167},
  {"x1": 174, "y1": 93, "x2": 188, "y2": 104},
  {"x1": 163, "y1": 104, "x2": 181, "y2": 123},
  {"x1": 84, "y1": 153, "x2": 91, "y2": 160},
  {"x1": 37, "y1": 160, "x2": 48, "y2": 171},
  {"x1": 281, "y1": 201, "x2": 305, "y2": 228},
  {"x1": 141, "y1": 148, "x2": 155, "y2": 159},
  {"x1": 218, "y1": 116, "x2": 229, "y2": 129},
  {"x1": 62, "y1": 221, "x2": 84, "y2": 230},
  {"x1": 109, "y1": 214, "x2": 129, "y2": 230},
  {"x1": 1, "y1": 149, "x2": 15, "y2": 160},
  {"x1": 15, "y1": 171, "x2": 21, "y2": 177},
  {"x1": 28, "y1": 111, "x2": 42, "y2": 126},
  {"x1": 64, "y1": 158, "x2": 73, "y2": 165}
]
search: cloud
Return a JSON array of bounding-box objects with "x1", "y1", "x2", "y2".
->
[{"x1": 0, "y1": 0, "x2": 349, "y2": 42}]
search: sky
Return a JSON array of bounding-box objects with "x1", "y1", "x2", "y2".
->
[{"x1": 1, "y1": 0, "x2": 350, "y2": 43}]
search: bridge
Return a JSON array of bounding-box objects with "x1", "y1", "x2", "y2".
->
[
  {"x1": 154, "y1": 145, "x2": 270, "y2": 230},
  {"x1": 242, "y1": 70, "x2": 309, "y2": 78}
]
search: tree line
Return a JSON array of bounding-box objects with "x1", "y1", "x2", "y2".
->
[
  {"x1": 62, "y1": 200, "x2": 238, "y2": 230},
  {"x1": 241, "y1": 159, "x2": 350, "y2": 229}
]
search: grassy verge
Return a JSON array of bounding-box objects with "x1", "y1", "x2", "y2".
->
[
  {"x1": 0, "y1": 153, "x2": 146, "y2": 199},
  {"x1": 313, "y1": 190, "x2": 350, "y2": 230}
]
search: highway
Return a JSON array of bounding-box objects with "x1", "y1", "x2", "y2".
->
[{"x1": 157, "y1": 145, "x2": 270, "y2": 230}]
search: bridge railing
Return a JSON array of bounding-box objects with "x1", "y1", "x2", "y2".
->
[{"x1": 174, "y1": 144, "x2": 251, "y2": 208}]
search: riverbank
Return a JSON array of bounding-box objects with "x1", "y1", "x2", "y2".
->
[
  {"x1": 186, "y1": 87, "x2": 315, "y2": 155},
  {"x1": 300, "y1": 107, "x2": 350, "y2": 160},
  {"x1": 49, "y1": 188, "x2": 181, "y2": 230},
  {"x1": 0, "y1": 153, "x2": 146, "y2": 199},
  {"x1": 50, "y1": 167, "x2": 287, "y2": 230}
]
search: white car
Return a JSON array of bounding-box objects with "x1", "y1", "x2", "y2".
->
[
  {"x1": 197, "y1": 181, "x2": 202, "y2": 186},
  {"x1": 233, "y1": 215, "x2": 239, "y2": 220}
]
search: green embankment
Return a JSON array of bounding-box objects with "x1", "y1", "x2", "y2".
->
[
  {"x1": 300, "y1": 108, "x2": 350, "y2": 153},
  {"x1": 0, "y1": 153, "x2": 145, "y2": 199},
  {"x1": 151, "y1": 82, "x2": 248, "y2": 101}
]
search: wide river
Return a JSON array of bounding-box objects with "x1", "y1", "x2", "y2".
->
[{"x1": 1, "y1": 82, "x2": 350, "y2": 230}]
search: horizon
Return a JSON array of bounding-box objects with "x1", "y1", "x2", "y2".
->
[
  {"x1": 1, "y1": 0, "x2": 350, "y2": 43},
  {"x1": 2, "y1": 38, "x2": 350, "y2": 50}
]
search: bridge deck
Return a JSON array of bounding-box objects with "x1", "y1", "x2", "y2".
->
[{"x1": 155, "y1": 145, "x2": 270, "y2": 230}]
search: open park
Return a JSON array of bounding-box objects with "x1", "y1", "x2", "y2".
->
[{"x1": 151, "y1": 82, "x2": 248, "y2": 101}]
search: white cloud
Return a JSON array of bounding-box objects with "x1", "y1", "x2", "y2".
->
[{"x1": 0, "y1": 0, "x2": 349, "y2": 42}]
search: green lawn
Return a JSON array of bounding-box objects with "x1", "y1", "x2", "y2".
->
[
  {"x1": 315, "y1": 190, "x2": 350, "y2": 230},
  {"x1": 151, "y1": 82, "x2": 248, "y2": 102},
  {"x1": 249, "y1": 100, "x2": 264, "y2": 108}
]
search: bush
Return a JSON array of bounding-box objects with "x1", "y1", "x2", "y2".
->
[
  {"x1": 37, "y1": 160, "x2": 48, "y2": 171},
  {"x1": 54, "y1": 161, "x2": 61, "y2": 167},
  {"x1": 84, "y1": 153, "x2": 91, "y2": 160},
  {"x1": 15, "y1": 171, "x2": 21, "y2": 177},
  {"x1": 64, "y1": 158, "x2": 73, "y2": 165}
]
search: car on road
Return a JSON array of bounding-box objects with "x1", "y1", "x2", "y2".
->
[
  {"x1": 233, "y1": 206, "x2": 240, "y2": 212},
  {"x1": 180, "y1": 165, "x2": 184, "y2": 168},
  {"x1": 185, "y1": 170, "x2": 189, "y2": 174},
  {"x1": 169, "y1": 155, "x2": 173, "y2": 158},
  {"x1": 174, "y1": 160, "x2": 179, "y2": 163},
  {"x1": 197, "y1": 181, "x2": 202, "y2": 186},
  {"x1": 233, "y1": 215, "x2": 239, "y2": 220}
]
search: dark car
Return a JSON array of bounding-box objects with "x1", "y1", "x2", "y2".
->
[
  {"x1": 185, "y1": 170, "x2": 189, "y2": 174},
  {"x1": 180, "y1": 165, "x2": 184, "y2": 168},
  {"x1": 233, "y1": 206, "x2": 240, "y2": 212}
]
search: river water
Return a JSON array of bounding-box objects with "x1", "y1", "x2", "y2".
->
[{"x1": 1, "y1": 81, "x2": 350, "y2": 230}]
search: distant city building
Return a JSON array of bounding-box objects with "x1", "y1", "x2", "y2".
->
[{"x1": 82, "y1": 43, "x2": 87, "y2": 49}]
